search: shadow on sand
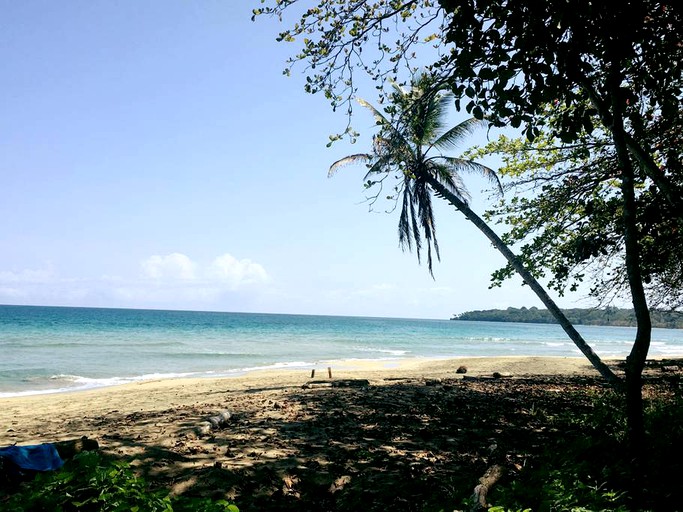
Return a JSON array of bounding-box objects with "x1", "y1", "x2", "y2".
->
[{"x1": 90, "y1": 375, "x2": 619, "y2": 511}]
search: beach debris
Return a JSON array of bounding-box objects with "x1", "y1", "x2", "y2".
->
[
  {"x1": 194, "y1": 423, "x2": 213, "y2": 436},
  {"x1": 208, "y1": 410, "x2": 232, "y2": 428},
  {"x1": 54, "y1": 437, "x2": 99, "y2": 460},
  {"x1": 462, "y1": 373, "x2": 511, "y2": 382},
  {"x1": 282, "y1": 473, "x2": 299, "y2": 497},
  {"x1": 425, "y1": 378, "x2": 443, "y2": 386},
  {"x1": 456, "y1": 365, "x2": 468, "y2": 374},
  {"x1": 471, "y1": 464, "x2": 505, "y2": 511},
  {"x1": 0, "y1": 437, "x2": 99, "y2": 488},
  {"x1": 329, "y1": 475, "x2": 352, "y2": 493},
  {"x1": 463, "y1": 375, "x2": 490, "y2": 381},
  {"x1": 662, "y1": 365, "x2": 680, "y2": 372},
  {"x1": 302, "y1": 379, "x2": 370, "y2": 389},
  {"x1": 331, "y1": 379, "x2": 369, "y2": 388},
  {"x1": 194, "y1": 410, "x2": 232, "y2": 436},
  {"x1": 301, "y1": 381, "x2": 332, "y2": 389},
  {"x1": 304, "y1": 367, "x2": 332, "y2": 381}
]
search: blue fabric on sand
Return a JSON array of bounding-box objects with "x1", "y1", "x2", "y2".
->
[{"x1": 0, "y1": 444, "x2": 64, "y2": 471}]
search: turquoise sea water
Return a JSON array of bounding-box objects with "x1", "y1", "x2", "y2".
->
[{"x1": 2, "y1": 304, "x2": 683, "y2": 397}]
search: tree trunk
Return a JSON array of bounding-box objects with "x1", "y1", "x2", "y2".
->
[
  {"x1": 609, "y1": 86, "x2": 652, "y2": 469},
  {"x1": 424, "y1": 174, "x2": 621, "y2": 387}
]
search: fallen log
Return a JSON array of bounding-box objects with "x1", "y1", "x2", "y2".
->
[
  {"x1": 194, "y1": 410, "x2": 231, "y2": 436},
  {"x1": 303, "y1": 379, "x2": 370, "y2": 389},
  {"x1": 331, "y1": 379, "x2": 370, "y2": 388},
  {"x1": 471, "y1": 464, "x2": 505, "y2": 511}
]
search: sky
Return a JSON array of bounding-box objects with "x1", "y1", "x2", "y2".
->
[{"x1": 0, "y1": 1, "x2": 593, "y2": 319}]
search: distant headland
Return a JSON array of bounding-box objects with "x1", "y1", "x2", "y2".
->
[{"x1": 452, "y1": 307, "x2": 683, "y2": 329}]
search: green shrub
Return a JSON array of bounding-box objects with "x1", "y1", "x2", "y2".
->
[
  {"x1": 1, "y1": 451, "x2": 238, "y2": 512},
  {"x1": 486, "y1": 388, "x2": 683, "y2": 511}
]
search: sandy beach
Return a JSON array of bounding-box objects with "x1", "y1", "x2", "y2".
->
[
  {"x1": 1, "y1": 356, "x2": 599, "y2": 444},
  {"x1": 2, "y1": 355, "x2": 676, "y2": 510}
]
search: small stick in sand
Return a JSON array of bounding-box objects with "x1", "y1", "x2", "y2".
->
[
  {"x1": 310, "y1": 369, "x2": 315, "y2": 378},
  {"x1": 328, "y1": 367, "x2": 332, "y2": 379}
]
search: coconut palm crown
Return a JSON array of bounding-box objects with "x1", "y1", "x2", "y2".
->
[
  {"x1": 329, "y1": 74, "x2": 619, "y2": 385},
  {"x1": 329, "y1": 74, "x2": 502, "y2": 275}
]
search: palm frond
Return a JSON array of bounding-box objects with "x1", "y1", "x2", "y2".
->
[
  {"x1": 357, "y1": 98, "x2": 392, "y2": 127},
  {"x1": 398, "y1": 177, "x2": 424, "y2": 263},
  {"x1": 362, "y1": 153, "x2": 396, "y2": 181},
  {"x1": 424, "y1": 91, "x2": 452, "y2": 137},
  {"x1": 388, "y1": 77, "x2": 408, "y2": 98},
  {"x1": 413, "y1": 178, "x2": 440, "y2": 274},
  {"x1": 435, "y1": 156, "x2": 503, "y2": 196},
  {"x1": 328, "y1": 154, "x2": 371, "y2": 177},
  {"x1": 398, "y1": 182, "x2": 415, "y2": 253},
  {"x1": 431, "y1": 118, "x2": 488, "y2": 152},
  {"x1": 425, "y1": 93, "x2": 454, "y2": 139},
  {"x1": 358, "y1": 98, "x2": 414, "y2": 153},
  {"x1": 427, "y1": 161, "x2": 471, "y2": 204}
]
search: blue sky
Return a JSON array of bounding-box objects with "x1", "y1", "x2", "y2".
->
[{"x1": 0, "y1": 1, "x2": 590, "y2": 319}]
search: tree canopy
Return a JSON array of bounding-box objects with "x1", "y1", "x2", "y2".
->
[
  {"x1": 469, "y1": 119, "x2": 683, "y2": 311},
  {"x1": 255, "y1": 0, "x2": 683, "y2": 468},
  {"x1": 255, "y1": 1, "x2": 682, "y2": 204},
  {"x1": 454, "y1": 306, "x2": 683, "y2": 328}
]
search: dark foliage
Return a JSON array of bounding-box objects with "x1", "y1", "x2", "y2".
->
[{"x1": 454, "y1": 307, "x2": 683, "y2": 329}]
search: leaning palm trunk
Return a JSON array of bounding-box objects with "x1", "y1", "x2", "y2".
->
[{"x1": 424, "y1": 173, "x2": 621, "y2": 386}]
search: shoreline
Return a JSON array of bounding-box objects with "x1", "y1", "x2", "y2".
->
[
  {"x1": 5, "y1": 353, "x2": 683, "y2": 403},
  {"x1": 1, "y1": 356, "x2": 608, "y2": 446},
  {"x1": 0, "y1": 354, "x2": 604, "y2": 400},
  {"x1": 4, "y1": 354, "x2": 682, "y2": 451},
  {"x1": 2, "y1": 352, "x2": 681, "y2": 402}
]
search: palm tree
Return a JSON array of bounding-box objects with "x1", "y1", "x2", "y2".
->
[{"x1": 330, "y1": 75, "x2": 620, "y2": 385}]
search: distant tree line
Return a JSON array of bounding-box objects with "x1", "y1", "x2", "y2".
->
[{"x1": 452, "y1": 307, "x2": 683, "y2": 329}]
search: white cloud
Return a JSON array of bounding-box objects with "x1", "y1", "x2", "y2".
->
[
  {"x1": 0, "y1": 267, "x2": 56, "y2": 283},
  {"x1": 140, "y1": 252, "x2": 269, "y2": 289},
  {"x1": 129, "y1": 252, "x2": 271, "y2": 305},
  {"x1": 141, "y1": 253, "x2": 196, "y2": 280},
  {"x1": 0, "y1": 265, "x2": 90, "y2": 305},
  {"x1": 0, "y1": 252, "x2": 270, "y2": 309},
  {"x1": 208, "y1": 253, "x2": 269, "y2": 287}
]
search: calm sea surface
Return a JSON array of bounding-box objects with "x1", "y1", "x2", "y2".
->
[{"x1": 2, "y1": 305, "x2": 683, "y2": 397}]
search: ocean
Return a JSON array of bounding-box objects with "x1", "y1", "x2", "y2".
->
[{"x1": 2, "y1": 304, "x2": 683, "y2": 397}]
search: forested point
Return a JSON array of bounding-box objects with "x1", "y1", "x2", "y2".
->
[{"x1": 453, "y1": 307, "x2": 683, "y2": 329}]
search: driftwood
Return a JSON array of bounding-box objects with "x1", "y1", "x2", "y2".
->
[
  {"x1": 331, "y1": 379, "x2": 369, "y2": 388},
  {"x1": 301, "y1": 381, "x2": 330, "y2": 389},
  {"x1": 303, "y1": 379, "x2": 370, "y2": 389},
  {"x1": 471, "y1": 464, "x2": 505, "y2": 511},
  {"x1": 194, "y1": 410, "x2": 231, "y2": 436},
  {"x1": 462, "y1": 373, "x2": 512, "y2": 382}
]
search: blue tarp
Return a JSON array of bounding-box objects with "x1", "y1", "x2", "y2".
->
[{"x1": 0, "y1": 444, "x2": 64, "y2": 471}]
